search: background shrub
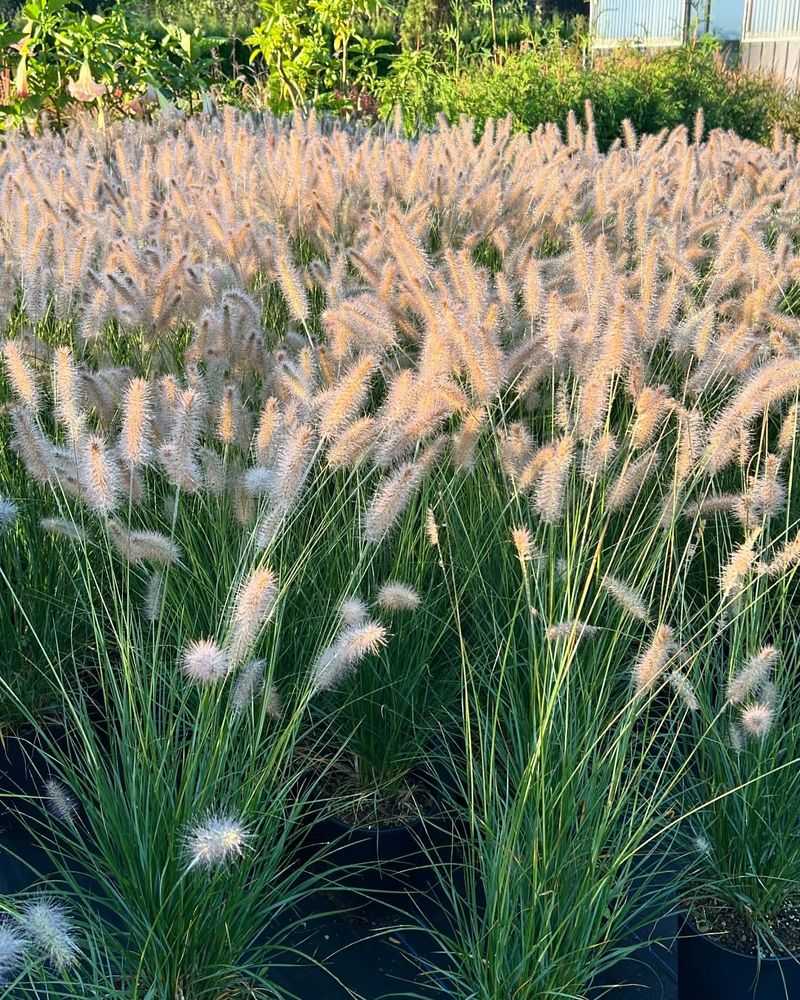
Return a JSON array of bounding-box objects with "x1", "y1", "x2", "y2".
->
[
  {"x1": 385, "y1": 33, "x2": 800, "y2": 148},
  {"x1": 3, "y1": 0, "x2": 800, "y2": 149}
]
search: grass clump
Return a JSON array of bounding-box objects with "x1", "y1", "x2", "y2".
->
[{"x1": 2, "y1": 109, "x2": 800, "y2": 994}]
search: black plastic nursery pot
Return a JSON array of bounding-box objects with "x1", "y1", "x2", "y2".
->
[
  {"x1": 0, "y1": 723, "x2": 61, "y2": 808},
  {"x1": 301, "y1": 807, "x2": 455, "y2": 895},
  {"x1": 678, "y1": 915, "x2": 800, "y2": 1000}
]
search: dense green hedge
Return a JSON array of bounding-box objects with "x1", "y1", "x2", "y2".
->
[{"x1": 389, "y1": 38, "x2": 800, "y2": 148}]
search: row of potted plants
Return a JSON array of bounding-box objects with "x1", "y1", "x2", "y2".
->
[
  {"x1": 1, "y1": 108, "x2": 800, "y2": 999},
  {"x1": 3, "y1": 409, "x2": 799, "y2": 999}
]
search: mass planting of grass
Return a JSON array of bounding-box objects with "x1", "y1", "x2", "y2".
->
[{"x1": 1, "y1": 107, "x2": 800, "y2": 996}]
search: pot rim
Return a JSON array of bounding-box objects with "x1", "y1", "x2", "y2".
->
[
  {"x1": 320, "y1": 808, "x2": 429, "y2": 836},
  {"x1": 681, "y1": 910, "x2": 800, "y2": 965}
]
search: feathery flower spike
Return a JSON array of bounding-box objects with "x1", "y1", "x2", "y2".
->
[
  {"x1": 185, "y1": 813, "x2": 251, "y2": 869},
  {"x1": 377, "y1": 582, "x2": 420, "y2": 612},
  {"x1": 20, "y1": 899, "x2": 79, "y2": 971},
  {"x1": 182, "y1": 639, "x2": 228, "y2": 685}
]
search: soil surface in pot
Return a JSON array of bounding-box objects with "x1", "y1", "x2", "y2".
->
[
  {"x1": 315, "y1": 762, "x2": 441, "y2": 829},
  {"x1": 689, "y1": 899, "x2": 800, "y2": 957}
]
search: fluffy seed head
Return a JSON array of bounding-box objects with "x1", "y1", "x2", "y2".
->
[
  {"x1": 317, "y1": 354, "x2": 378, "y2": 440},
  {"x1": 720, "y1": 530, "x2": 761, "y2": 602},
  {"x1": 452, "y1": 407, "x2": 486, "y2": 470},
  {"x1": 119, "y1": 377, "x2": 152, "y2": 467},
  {"x1": 158, "y1": 386, "x2": 204, "y2": 493},
  {"x1": 43, "y1": 779, "x2": 77, "y2": 824},
  {"x1": 254, "y1": 397, "x2": 280, "y2": 464},
  {"x1": 740, "y1": 702, "x2": 775, "y2": 739},
  {"x1": 601, "y1": 574, "x2": 650, "y2": 622},
  {"x1": 52, "y1": 347, "x2": 84, "y2": 442},
  {"x1": 607, "y1": 448, "x2": 658, "y2": 512},
  {"x1": 80, "y1": 434, "x2": 121, "y2": 515},
  {"x1": 376, "y1": 581, "x2": 420, "y2": 612},
  {"x1": 743, "y1": 456, "x2": 786, "y2": 524},
  {"x1": 182, "y1": 639, "x2": 228, "y2": 685},
  {"x1": 242, "y1": 466, "x2": 275, "y2": 497},
  {"x1": 227, "y1": 567, "x2": 278, "y2": 668},
  {"x1": 0, "y1": 921, "x2": 28, "y2": 983},
  {"x1": 668, "y1": 670, "x2": 699, "y2": 712},
  {"x1": 512, "y1": 526, "x2": 538, "y2": 567},
  {"x1": 630, "y1": 385, "x2": 671, "y2": 450},
  {"x1": 275, "y1": 244, "x2": 309, "y2": 323},
  {"x1": 1, "y1": 339, "x2": 40, "y2": 411},
  {"x1": 0, "y1": 497, "x2": 19, "y2": 534},
  {"x1": 633, "y1": 624, "x2": 674, "y2": 696},
  {"x1": 763, "y1": 532, "x2": 800, "y2": 577},
  {"x1": 729, "y1": 721, "x2": 744, "y2": 751},
  {"x1": 326, "y1": 415, "x2": 377, "y2": 469},
  {"x1": 39, "y1": 517, "x2": 86, "y2": 542},
  {"x1": 545, "y1": 619, "x2": 597, "y2": 643},
  {"x1": 336, "y1": 620, "x2": 389, "y2": 665},
  {"x1": 364, "y1": 461, "x2": 425, "y2": 544},
  {"x1": 231, "y1": 659, "x2": 265, "y2": 714},
  {"x1": 20, "y1": 899, "x2": 79, "y2": 971},
  {"x1": 581, "y1": 432, "x2": 618, "y2": 482},
  {"x1": 216, "y1": 384, "x2": 241, "y2": 446},
  {"x1": 425, "y1": 507, "x2": 440, "y2": 547},
  {"x1": 693, "y1": 834, "x2": 711, "y2": 855},
  {"x1": 340, "y1": 596, "x2": 368, "y2": 626},
  {"x1": 534, "y1": 436, "x2": 574, "y2": 524},
  {"x1": 9, "y1": 406, "x2": 55, "y2": 485},
  {"x1": 270, "y1": 421, "x2": 317, "y2": 510},
  {"x1": 143, "y1": 570, "x2": 164, "y2": 622},
  {"x1": 778, "y1": 403, "x2": 798, "y2": 454},
  {"x1": 265, "y1": 681, "x2": 282, "y2": 719},
  {"x1": 107, "y1": 522, "x2": 181, "y2": 566},
  {"x1": 727, "y1": 646, "x2": 779, "y2": 705},
  {"x1": 310, "y1": 619, "x2": 388, "y2": 694},
  {"x1": 185, "y1": 813, "x2": 251, "y2": 869}
]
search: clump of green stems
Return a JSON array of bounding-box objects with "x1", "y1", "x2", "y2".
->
[
  {"x1": 420, "y1": 390, "x2": 800, "y2": 995},
  {"x1": 676, "y1": 430, "x2": 800, "y2": 950},
  {"x1": 0, "y1": 476, "x2": 356, "y2": 999}
]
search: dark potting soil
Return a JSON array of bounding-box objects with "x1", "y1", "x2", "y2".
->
[
  {"x1": 314, "y1": 763, "x2": 442, "y2": 829},
  {"x1": 689, "y1": 899, "x2": 800, "y2": 958}
]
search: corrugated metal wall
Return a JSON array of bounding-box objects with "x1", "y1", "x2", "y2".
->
[
  {"x1": 590, "y1": 0, "x2": 691, "y2": 47},
  {"x1": 740, "y1": 0, "x2": 800, "y2": 85},
  {"x1": 742, "y1": 0, "x2": 800, "y2": 37},
  {"x1": 589, "y1": 0, "x2": 800, "y2": 87}
]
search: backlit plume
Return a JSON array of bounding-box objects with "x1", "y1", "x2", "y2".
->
[
  {"x1": 182, "y1": 639, "x2": 228, "y2": 685},
  {"x1": 740, "y1": 702, "x2": 775, "y2": 740},
  {"x1": 633, "y1": 624, "x2": 674, "y2": 696},
  {"x1": 726, "y1": 646, "x2": 779, "y2": 705},
  {"x1": 1, "y1": 339, "x2": 40, "y2": 411},
  {"x1": 185, "y1": 813, "x2": 251, "y2": 869},
  {"x1": 226, "y1": 567, "x2": 278, "y2": 668},
  {"x1": 376, "y1": 581, "x2": 420, "y2": 612},
  {"x1": 119, "y1": 377, "x2": 152, "y2": 467},
  {"x1": 80, "y1": 434, "x2": 121, "y2": 515},
  {"x1": 310, "y1": 619, "x2": 388, "y2": 695}
]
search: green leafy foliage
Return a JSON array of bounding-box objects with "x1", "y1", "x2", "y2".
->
[
  {"x1": 380, "y1": 32, "x2": 800, "y2": 148},
  {"x1": 0, "y1": 0, "x2": 217, "y2": 128},
  {"x1": 246, "y1": 0, "x2": 392, "y2": 111},
  {"x1": 1, "y1": 1, "x2": 799, "y2": 147}
]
